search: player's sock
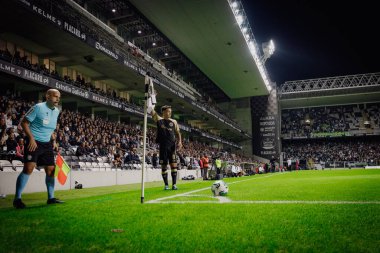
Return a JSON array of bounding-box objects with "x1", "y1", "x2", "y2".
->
[
  {"x1": 171, "y1": 171, "x2": 177, "y2": 185},
  {"x1": 15, "y1": 172, "x2": 30, "y2": 199},
  {"x1": 45, "y1": 175, "x2": 55, "y2": 199},
  {"x1": 162, "y1": 171, "x2": 168, "y2": 186}
]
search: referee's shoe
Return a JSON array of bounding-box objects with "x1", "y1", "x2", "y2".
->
[
  {"x1": 47, "y1": 198, "x2": 65, "y2": 204},
  {"x1": 13, "y1": 199, "x2": 26, "y2": 209}
]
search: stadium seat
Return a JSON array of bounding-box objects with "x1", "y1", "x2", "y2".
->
[
  {"x1": 0, "y1": 160, "x2": 15, "y2": 172},
  {"x1": 98, "y1": 157, "x2": 107, "y2": 163},
  {"x1": 83, "y1": 155, "x2": 92, "y2": 162},
  {"x1": 70, "y1": 161, "x2": 80, "y2": 170},
  {"x1": 78, "y1": 161, "x2": 87, "y2": 171},
  {"x1": 67, "y1": 150, "x2": 76, "y2": 156},
  {"x1": 104, "y1": 163, "x2": 112, "y2": 171},
  {"x1": 123, "y1": 163, "x2": 133, "y2": 170},
  {"x1": 91, "y1": 162, "x2": 100, "y2": 171},
  {"x1": 12, "y1": 160, "x2": 24, "y2": 171},
  {"x1": 98, "y1": 162, "x2": 106, "y2": 170},
  {"x1": 63, "y1": 156, "x2": 72, "y2": 162},
  {"x1": 85, "y1": 162, "x2": 93, "y2": 171}
]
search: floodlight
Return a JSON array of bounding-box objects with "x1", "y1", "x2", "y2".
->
[
  {"x1": 237, "y1": 15, "x2": 244, "y2": 25},
  {"x1": 261, "y1": 39, "x2": 275, "y2": 64},
  {"x1": 228, "y1": 0, "x2": 273, "y2": 92}
]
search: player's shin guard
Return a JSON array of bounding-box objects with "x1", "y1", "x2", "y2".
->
[
  {"x1": 161, "y1": 168, "x2": 168, "y2": 185},
  {"x1": 171, "y1": 168, "x2": 178, "y2": 185}
]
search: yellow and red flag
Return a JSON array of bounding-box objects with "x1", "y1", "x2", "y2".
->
[{"x1": 54, "y1": 153, "x2": 71, "y2": 185}]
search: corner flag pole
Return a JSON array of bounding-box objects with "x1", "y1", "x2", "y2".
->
[
  {"x1": 141, "y1": 74, "x2": 150, "y2": 204},
  {"x1": 141, "y1": 73, "x2": 156, "y2": 203}
]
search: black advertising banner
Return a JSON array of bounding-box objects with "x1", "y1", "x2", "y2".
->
[
  {"x1": 257, "y1": 115, "x2": 277, "y2": 157},
  {"x1": 0, "y1": 60, "x2": 143, "y2": 115},
  {"x1": 86, "y1": 37, "x2": 124, "y2": 64},
  {"x1": 251, "y1": 89, "x2": 279, "y2": 160},
  {"x1": 18, "y1": 0, "x2": 87, "y2": 42}
]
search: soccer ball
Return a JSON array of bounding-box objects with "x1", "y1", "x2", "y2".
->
[{"x1": 211, "y1": 180, "x2": 228, "y2": 196}]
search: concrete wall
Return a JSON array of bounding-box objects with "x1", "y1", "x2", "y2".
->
[
  {"x1": 0, "y1": 169, "x2": 201, "y2": 195},
  {"x1": 220, "y1": 98, "x2": 253, "y2": 156}
]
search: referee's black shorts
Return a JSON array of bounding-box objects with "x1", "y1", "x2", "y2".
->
[
  {"x1": 159, "y1": 144, "x2": 177, "y2": 166},
  {"x1": 24, "y1": 140, "x2": 55, "y2": 167}
]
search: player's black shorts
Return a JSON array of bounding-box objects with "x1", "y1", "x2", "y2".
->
[
  {"x1": 24, "y1": 140, "x2": 55, "y2": 167},
  {"x1": 159, "y1": 144, "x2": 177, "y2": 166}
]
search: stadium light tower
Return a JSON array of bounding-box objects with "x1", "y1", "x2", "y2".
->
[
  {"x1": 261, "y1": 39, "x2": 275, "y2": 64},
  {"x1": 228, "y1": 0, "x2": 274, "y2": 92}
]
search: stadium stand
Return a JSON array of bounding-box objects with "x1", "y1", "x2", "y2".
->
[
  {"x1": 281, "y1": 75, "x2": 380, "y2": 170},
  {"x1": 282, "y1": 103, "x2": 380, "y2": 139},
  {"x1": 0, "y1": 0, "x2": 379, "y2": 195},
  {"x1": 0, "y1": 92, "x2": 258, "y2": 173}
]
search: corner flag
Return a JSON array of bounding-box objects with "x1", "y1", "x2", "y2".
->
[
  {"x1": 54, "y1": 153, "x2": 71, "y2": 185},
  {"x1": 145, "y1": 75, "x2": 156, "y2": 113}
]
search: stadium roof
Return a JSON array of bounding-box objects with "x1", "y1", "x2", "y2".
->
[
  {"x1": 279, "y1": 73, "x2": 380, "y2": 109},
  {"x1": 0, "y1": 1, "x2": 252, "y2": 142},
  {"x1": 127, "y1": 0, "x2": 268, "y2": 99}
]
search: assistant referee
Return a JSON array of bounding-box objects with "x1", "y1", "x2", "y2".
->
[{"x1": 13, "y1": 89, "x2": 64, "y2": 209}]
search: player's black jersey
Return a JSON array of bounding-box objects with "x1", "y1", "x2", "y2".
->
[{"x1": 156, "y1": 118, "x2": 176, "y2": 146}]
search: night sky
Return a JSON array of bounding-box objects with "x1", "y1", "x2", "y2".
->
[{"x1": 242, "y1": 0, "x2": 380, "y2": 85}]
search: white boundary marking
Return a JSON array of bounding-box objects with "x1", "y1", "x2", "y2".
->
[
  {"x1": 146, "y1": 173, "x2": 380, "y2": 205},
  {"x1": 145, "y1": 174, "x2": 277, "y2": 204},
  {"x1": 152, "y1": 200, "x2": 380, "y2": 204}
]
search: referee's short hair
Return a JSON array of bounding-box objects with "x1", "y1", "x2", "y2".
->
[{"x1": 161, "y1": 105, "x2": 171, "y2": 113}]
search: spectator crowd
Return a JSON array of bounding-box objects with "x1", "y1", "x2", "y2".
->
[
  {"x1": 0, "y1": 91, "x2": 258, "y2": 177},
  {"x1": 282, "y1": 104, "x2": 380, "y2": 166}
]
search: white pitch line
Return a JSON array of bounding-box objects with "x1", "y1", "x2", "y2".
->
[
  {"x1": 146, "y1": 173, "x2": 280, "y2": 204},
  {"x1": 149, "y1": 200, "x2": 380, "y2": 205},
  {"x1": 146, "y1": 173, "x2": 380, "y2": 205},
  {"x1": 176, "y1": 194, "x2": 233, "y2": 203},
  {"x1": 146, "y1": 187, "x2": 212, "y2": 203},
  {"x1": 182, "y1": 194, "x2": 211, "y2": 197},
  {"x1": 216, "y1": 196, "x2": 232, "y2": 203}
]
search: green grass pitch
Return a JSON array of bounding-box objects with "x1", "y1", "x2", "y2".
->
[{"x1": 1, "y1": 169, "x2": 379, "y2": 252}]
